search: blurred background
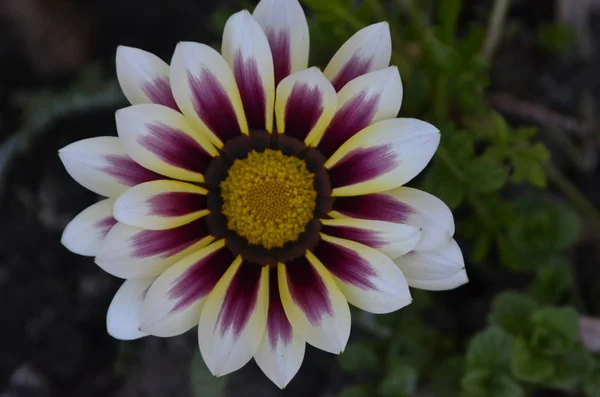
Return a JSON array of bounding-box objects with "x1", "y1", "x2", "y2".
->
[{"x1": 1, "y1": 0, "x2": 600, "y2": 396}]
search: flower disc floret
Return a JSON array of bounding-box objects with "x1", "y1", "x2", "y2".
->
[{"x1": 220, "y1": 149, "x2": 317, "y2": 249}]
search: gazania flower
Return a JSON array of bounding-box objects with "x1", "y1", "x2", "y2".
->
[{"x1": 59, "y1": 0, "x2": 467, "y2": 388}]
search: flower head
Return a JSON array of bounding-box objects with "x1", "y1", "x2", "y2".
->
[{"x1": 59, "y1": 0, "x2": 467, "y2": 388}]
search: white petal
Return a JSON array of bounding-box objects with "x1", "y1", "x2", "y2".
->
[
  {"x1": 254, "y1": 270, "x2": 305, "y2": 389},
  {"x1": 255, "y1": 328, "x2": 305, "y2": 389},
  {"x1": 115, "y1": 104, "x2": 217, "y2": 182},
  {"x1": 324, "y1": 22, "x2": 391, "y2": 91},
  {"x1": 106, "y1": 277, "x2": 155, "y2": 340},
  {"x1": 325, "y1": 118, "x2": 440, "y2": 196},
  {"x1": 278, "y1": 255, "x2": 351, "y2": 354},
  {"x1": 61, "y1": 198, "x2": 116, "y2": 256},
  {"x1": 330, "y1": 187, "x2": 455, "y2": 252},
  {"x1": 116, "y1": 46, "x2": 178, "y2": 109},
  {"x1": 113, "y1": 180, "x2": 208, "y2": 230},
  {"x1": 59, "y1": 136, "x2": 160, "y2": 197},
  {"x1": 140, "y1": 240, "x2": 232, "y2": 337},
  {"x1": 394, "y1": 239, "x2": 468, "y2": 291},
  {"x1": 222, "y1": 10, "x2": 275, "y2": 132},
  {"x1": 385, "y1": 187, "x2": 455, "y2": 251},
  {"x1": 198, "y1": 259, "x2": 269, "y2": 376},
  {"x1": 316, "y1": 67, "x2": 402, "y2": 157},
  {"x1": 95, "y1": 220, "x2": 214, "y2": 279},
  {"x1": 274, "y1": 67, "x2": 337, "y2": 144},
  {"x1": 170, "y1": 42, "x2": 248, "y2": 148},
  {"x1": 321, "y1": 217, "x2": 420, "y2": 259},
  {"x1": 253, "y1": 0, "x2": 309, "y2": 84},
  {"x1": 313, "y1": 235, "x2": 412, "y2": 314}
]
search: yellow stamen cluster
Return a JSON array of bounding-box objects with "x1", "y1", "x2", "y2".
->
[{"x1": 220, "y1": 149, "x2": 317, "y2": 249}]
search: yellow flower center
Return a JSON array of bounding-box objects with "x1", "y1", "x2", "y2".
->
[{"x1": 220, "y1": 149, "x2": 317, "y2": 249}]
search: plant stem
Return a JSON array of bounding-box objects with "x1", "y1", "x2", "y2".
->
[
  {"x1": 481, "y1": 0, "x2": 511, "y2": 63},
  {"x1": 545, "y1": 163, "x2": 600, "y2": 232}
]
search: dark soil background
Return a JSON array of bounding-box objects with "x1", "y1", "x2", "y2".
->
[{"x1": 0, "y1": 0, "x2": 599, "y2": 396}]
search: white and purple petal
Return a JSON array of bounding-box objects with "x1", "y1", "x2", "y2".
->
[
  {"x1": 114, "y1": 180, "x2": 208, "y2": 230},
  {"x1": 59, "y1": 136, "x2": 161, "y2": 197},
  {"x1": 312, "y1": 235, "x2": 412, "y2": 314},
  {"x1": 278, "y1": 254, "x2": 351, "y2": 354},
  {"x1": 61, "y1": 198, "x2": 117, "y2": 257},
  {"x1": 331, "y1": 187, "x2": 455, "y2": 251},
  {"x1": 324, "y1": 22, "x2": 391, "y2": 92},
  {"x1": 116, "y1": 46, "x2": 178, "y2": 109},
  {"x1": 316, "y1": 67, "x2": 402, "y2": 158},
  {"x1": 95, "y1": 219, "x2": 214, "y2": 279},
  {"x1": 274, "y1": 67, "x2": 337, "y2": 144},
  {"x1": 170, "y1": 42, "x2": 248, "y2": 147},
  {"x1": 325, "y1": 118, "x2": 440, "y2": 196},
  {"x1": 106, "y1": 277, "x2": 155, "y2": 340},
  {"x1": 198, "y1": 258, "x2": 269, "y2": 376},
  {"x1": 320, "y1": 218, "x2": 420, "y2": 259},
  {"x1": 116, "y1": 104, "x2": 217, "y2": 182},
  {"x1": 140, "y1": 240, "x2": 234, "y2": 337},
  {"x1": 253, "y1": 0, "x2": 309, "y2": 85},
  {"x1": 222, "y1": 10, "x2": 275, "y2": 132},
  {"x1": 255, "y1": 269, "x2": 305, "y2": 389},
  {"x1": 394, "y1": 239, "x2": 468, "y2": 291}
]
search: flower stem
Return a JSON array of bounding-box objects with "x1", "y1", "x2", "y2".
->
[
  {"x1": 545, "y1": 163, "x2": 600, "y2": 232},
  {"x1": 481, "y1": 0, "x2": 512, "y2": 63}
]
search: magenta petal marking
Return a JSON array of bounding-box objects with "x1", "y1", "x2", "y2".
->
[
  {"x1": 142, "y1": 77, "x2": 180, "y2": 111},
  {"x1": 330, "y1": 54, "x2": 372, "y2": 92},
  {"x1": 168, "y1": 247, "x2": 233, "y2": 312},
  {"x1": 101, "y1": 155, "x2": 162, "y2": 186},
  {"x1": 286, "y1": 257, "x2": 332, "y2": 325},
  {"x1": 333, "y1": 194, "x2": 414, "y2": 223},
  {"x1": 217, "y1": 262, "x2": 262, "y2": 339},
  {"x1": 312, "y1": 240, "x2": 376, "y2": 290},
  {"x1": 321, "y1": 225, "x2": 385, "y2": 249},
  {"x1": 139, "y1": 123, "x2": 212, "y2": 175},
  {"x1": 188, "y1": 69, "x2": 242, "y2": 143},
  {"x1": 329, "y1": 145, "x2": 398, "y2": 189},
  {"x1": 265, "y1": 29, "x2": 291, "y2": 86},
  {"x1": 284, "y1": 83, "x2": 324, "y2": 140},
  {"x1": 146, "y1": 192, "x2": 206, "y2": 217},
  {"x1": 95, "y1": 216, "x2": 118, "y2": 237},
  {"x1": 267, "y1": 268, "x2": 292, "y2": 347},
  {"x1": 131, "y1": 218, "x2": 210, "y2": 258},
  {"x1": 318, "y1": 92, "x2": 379, "y2": 158},
  {"x1": 233, "y1": 52, "x2": 267, "y2": 130}
]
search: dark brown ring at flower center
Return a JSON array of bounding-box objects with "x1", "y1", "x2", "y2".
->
[{"x1": 203, "y1": 131, "x2": 333, "y2": 265}]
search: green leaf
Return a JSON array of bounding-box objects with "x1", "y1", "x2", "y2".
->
[
  {"x1": 528, "y1": 257, "x2": 573, "y2": 304},
  {"x1": 378, "y1": 363, "x2": 418, "y2": 397},
  {"x1": 496, "y1": 235, "x2": 520, "y2": 270},
  {"x1": 464, "y1": 158, "x2": 509, "y2": 193},
  {"x1": 461, "y1": 369, "x2": 525, "y2": 397},
  {"x1": 337, "y1": 385, "x2": 372, "y2": 397},
  {"x1": 489, "y1": 292, "x2": 538, "y2": 335},
  {"x1": 423, "y1": 159, "x2": 465, "y2": 209},
  {"x1": 190, "y1": 351, "x2": 227, "y2": 397},
  {"x1": 530, "y1": 306, "x2": 580, "y2": 347},
  {"x1": 550, "y1": 201, "x2": 582, "y2": 251},
  {"x1": 584, "y1": 360, "x2": 600, "y2": 397},
  {"x1": 466, "y1": 327, "x2": 513, "y2": 371},
  {"x1": 511, "y1": 337, "x2": 554, "y2": 383},
  {"x1": 471, "y1": 233, "x2": 491, "y2": 263},
  {"x1": 437, "y1": 0, "x2": 462, "y2": 43},
  {"x1": 337, "y1": 342, "x2": 380, "y2": 373},
  {"x1": 547, "y1": 349, "x2": 593, "y2": 390},
  {"x1": 432, "y1": 357, "x2": 465, "y2": 397},
  {"x1": 536, "y1": 22, "x2": 576, "y2": 53}
]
